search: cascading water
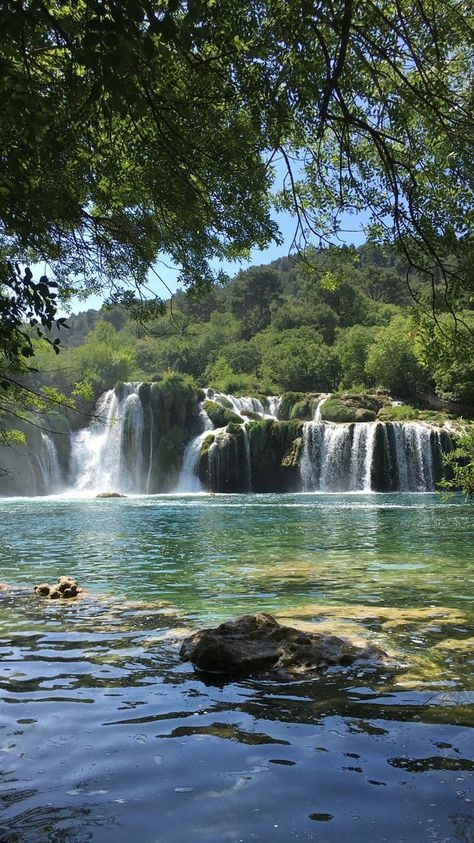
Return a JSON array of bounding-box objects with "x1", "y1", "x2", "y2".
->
[
  {"x1": 0, "y1": 381, "x2": 453, "y2": 498},
  {"x1": 177, "y1": 406, "x2": 214, "y2": 492},
  {"x1": 206, "y1": 389, "x2": 280, "y2": 420},
  {"x1": 301, "y1": 420, "x2": 445, "y2": 492},
  {"x1": 313, "y1": 393, "x2": 331, "y2": 422},
  {"x1": 35, "y1": 433, "x2": 62, "y2": 494},
  {"x1": 64, "y1": 384, "x2": 452, "y2": 496},
  {"x1": 70, "y1": 383, "x2": 145, "y2": 493},
  {"x1": 267, "y1": 396, "x2": 281, "y2": 419},
  {"x1": 391, "y1": 422, "x2": 442, "y2": 491},
  {"x1": 242, "y1": 423, "x2": 252, "y2": 491}
]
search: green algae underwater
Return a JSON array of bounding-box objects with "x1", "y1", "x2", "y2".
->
[{"x1": 0, "y1": 492, "x2": 472, "y2": 842}]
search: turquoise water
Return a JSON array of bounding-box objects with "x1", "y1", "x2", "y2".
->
[{"x1": 0, "y1": 493, "x2": 473, "y2": 841}]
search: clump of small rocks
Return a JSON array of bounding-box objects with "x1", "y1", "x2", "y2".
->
[{"x1": 34, "y1": 576, "x2": 84, "y2": 600}]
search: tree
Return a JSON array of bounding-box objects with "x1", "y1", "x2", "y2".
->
[
  {"x1": 259, "y1": 327, "x2": 341, "y2": 391},
  {"x1": 335, "y1": 325, "x2": 377, "y2": 388},
  {"x1": 364, "y1": 315, "x2": 427, "y2": 396},
  {"x1": 439, "y1": 425, "x2": 474, "y2": 498},
  {"x1": 417, "y1": 311, "x2": 474, "y2": 403},
  {"x1": 1, "y1": 0, "x2": 473, "y2": 378}
]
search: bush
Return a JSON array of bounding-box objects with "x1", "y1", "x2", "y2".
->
[{"x1": 377, "y1": 404, "x2": 418, "y2": 421}]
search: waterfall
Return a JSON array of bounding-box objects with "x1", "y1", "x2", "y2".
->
[
  {"x1": 145, "y1": 388, "x2": 154, "y2": 494},
  {"x1": 301, "y1": 420, "x2": 446, "y2": 492},
  {"x1": 36, "y1": 433, "x2": 62, "y2": 494},
  {"x1": 394, "y1": 422, "x2": 441, "y2": 492},
  {"x1": 206, "y1": 389, "x2": 280, "y2": 420},
  {"x1": 70, "y1": 383, "x2": 145, "y2": 493},
  {"x1": 267, "y1": 396, "x2": 281, "y2": 419},
  {"x1": 177, "y1": 405, "x2": 213, "y2": 492},
  {"x1": 301, "y1": 422, "x2": 353, "y2": 491},
  {"x1": 62, "y1": 384, "x2": 451, "y2": 496},
  {"x1": 349, "y1": 423, "x2": 378, "y2": 491},
  {"x1": 313, "y1": 393, "x2": 331, "y2": 422}
]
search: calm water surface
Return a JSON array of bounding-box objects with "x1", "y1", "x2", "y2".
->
[{"x1": 0, "y1": 493, "x2": 473, "y2": 842}]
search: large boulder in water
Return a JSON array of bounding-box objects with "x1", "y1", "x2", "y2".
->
[{"x1": 180, "y1": 612, "x2": 390, "y2": 677}]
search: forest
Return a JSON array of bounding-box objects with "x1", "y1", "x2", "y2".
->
[{"x1": 25, "y1": 243, "x2": 474, "y2": 414}]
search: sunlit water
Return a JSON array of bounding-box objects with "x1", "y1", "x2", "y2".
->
[{"x1": 0, "y1": 493, "x2": 472, "y2": 842}]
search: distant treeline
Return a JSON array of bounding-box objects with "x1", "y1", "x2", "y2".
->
[{"x1": 28, "y1": 244, "x2": 474, "y2": 407}]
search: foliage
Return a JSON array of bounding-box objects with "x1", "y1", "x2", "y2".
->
[
  {"x1": 259, "y1": 327, "x2": 341, "y2": 392},
  {"x1": 416, "y1": 312, "x2": 474, "y2": 403},
  {"x1": 18, "y1": 249, "x2": 474, "y2": 413},
  {"x1": 364, "y1": 316, "x2": 427, "y2": 396},
  {"x1": 204, "y1": 357, "x2": 255, "y2": 395},
  {"x1": 438, "y1": 426, "x2": 474, "y2": 497},
  {"x1": 0, "y1": 0, "x2": 473, "y2": 378},
  {"x1": 377, "y1": 404, "x2": 419, "y2": 422},
  {"x1": 335, "y1": 326, "x2": 377, "y2": 388}
]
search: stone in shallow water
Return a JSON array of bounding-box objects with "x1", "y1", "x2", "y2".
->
[
  {"x1": 34, "y1": 576, "x2": 84, "y2": 600},
  {"x1": 180, "y1": 612, "x2": 390, "y2": 677},
  {"x1": 96, "y1": 491, "x2": 127, "y2": 498}
]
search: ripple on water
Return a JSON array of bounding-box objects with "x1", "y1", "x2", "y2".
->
[{"x1": 0, "y1": 494, "x2": 472, "y2": 842}]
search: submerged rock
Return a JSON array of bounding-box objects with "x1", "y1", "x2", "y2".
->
[
  {"x1": 180, "y1": 612, "x2": 390, "y2": 677},
  {"x1": 34, "y1": 576, "x2": 84, "y2": 600},
  {"x1": 96, "y1": 491, "x2": 127, "y2": 498}
]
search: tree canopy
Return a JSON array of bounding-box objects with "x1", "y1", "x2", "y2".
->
[{"x1": 1, "y1": 0, "x2": 473, "y2": 373}]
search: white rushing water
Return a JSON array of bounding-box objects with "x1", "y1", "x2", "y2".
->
[
  {"x1": 205, "y1": 389, "x2": 280, "y2": 420},
  {"x1": 301, "y1": 419, "x2": 443, "y2": 492},
  {"x1": 69, "y1": 383, "x2": 145, "y2": 493},
  {"x1": 313, "y1": 393, "x2": 331, "y2": 422},
  {"x1": 35, "y1": 433, "x2": 62, "y2": 494},
  {"x1": 176, "y1": 405, "x2": 214, "y2": 492}
]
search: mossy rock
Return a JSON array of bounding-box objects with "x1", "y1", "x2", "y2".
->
[
  {"x1": 354, "y1": 408, "x2": 377, "y2": 422},
  {"x1": 226, "y1": 421, "x2": 245, "y2": 437},
  {"x1": 247, "y1": 418, "x2": 303, "y2": 491},
  {"x1": 254, "y1": 394, "x2": 270, "y2": 411},
  {"x1": 320, "y1": 399, "x2": 356, "y2": 423},
  {"x1": 278, "y1": 392, "x2": 305, "y2": 420},
  {"x1": 289, "y1": 398, "x2": 313, "y2": 421},
  {"x1": 114, "y1": 381, "x2": 125, "y2": 401},
  {"x1": 340, "y1": 392, "x2": 386, "y2": 413},
  {"x1": 216, "y1": 395, "x2": 234, "y2": 410},
  {"x1": 203, "y1": 400, "x2": 244, "y2": 427},
  {"x1": 140, "y1": 373, "x2": 200, "y2": 492},
  {"x1": 199, "y1": 434, "x2": 215, "y2": 459},
  {"x1": 282, "y1": 435, "x2": 303, "y2": 468}
]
